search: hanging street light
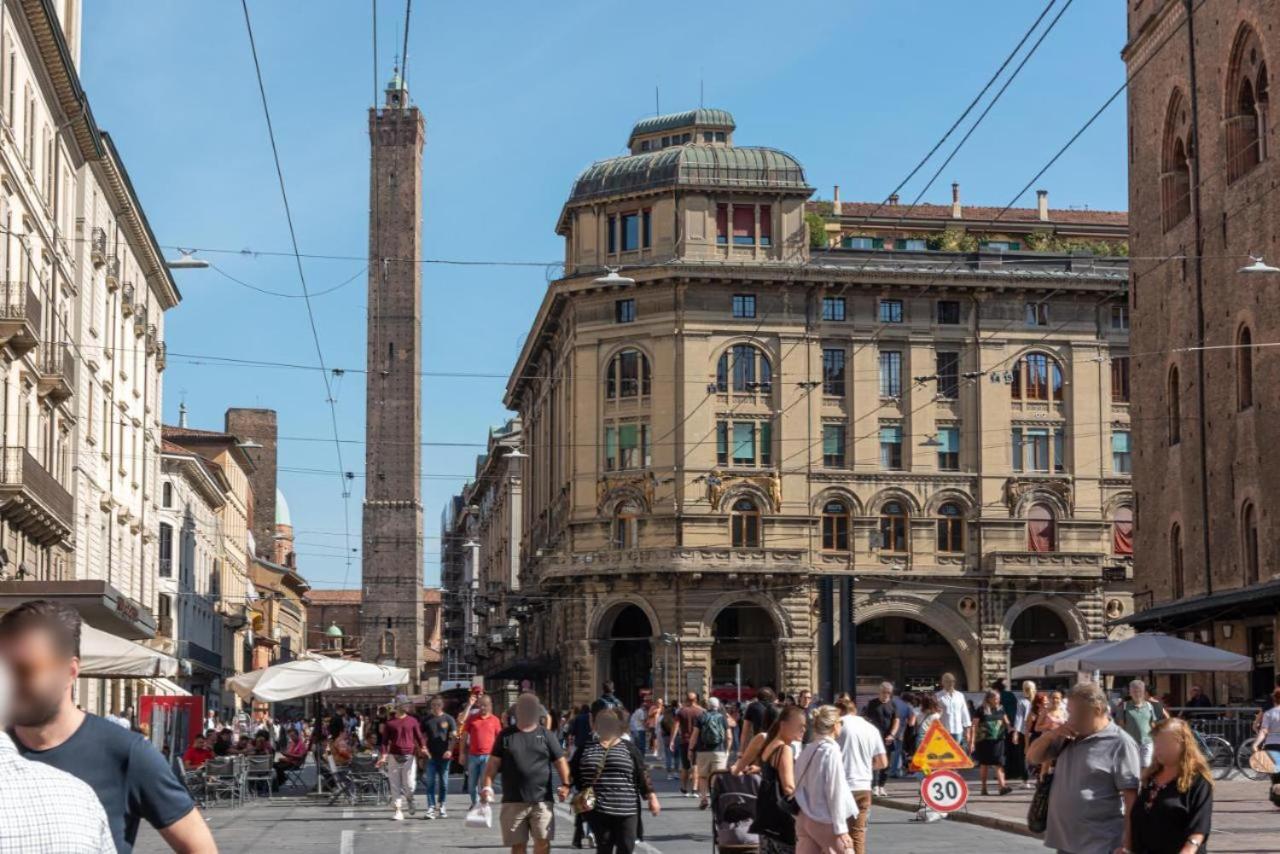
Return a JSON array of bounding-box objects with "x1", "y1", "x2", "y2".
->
[
  {"x1": 594, "y1": 267, "x2": 635, "y2": 286},
  {"x1": 1238, "y1": 255, "x2": 1280, "y2": 275}
]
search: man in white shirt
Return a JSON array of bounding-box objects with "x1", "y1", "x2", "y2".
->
[
  {"x1": 934, "y1": 672, "x2": 973, "y2": 750},
  {"x1": 835, "y1": 700, "x2": 888, "y2": 854}
]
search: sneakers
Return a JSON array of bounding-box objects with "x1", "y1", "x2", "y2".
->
[
  {"x1": 698, "y1": 798, "x2": 709, "y2": 810},
  {"x1": 438, "y1": 806, "x2": 447, "y2": 819},
  {"x1": 424, "y1": 806, "x2": 437, "y2": 820},
  {"x1": 999, "y1": 785, "x2": 1013, "y2": 796},
  {"x1": 406, "y1": 799, "x2": 416, "y2": 816},
  {"x1": 392, "y1": 808, "x2": 405, "y2": 821}
]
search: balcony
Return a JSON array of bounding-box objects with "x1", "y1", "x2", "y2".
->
[
  {"x1": 0, "y1": 448, "x2": 73, "y2": 545},
  {"x1": 180, "y1": 639, "x2": 222, "y2": 675},
  {"x1": 0, "y1": 281, "x2": 41, "y2": 354},
  {"x1": 987, "y1": 551, "x2": 1105, "y2": 577},
  {"x1": 38, "y1": 343, "x2": 75, "y2": 402},
  {"x1": 121, "y1": 282, "x2": 135, "y2": 316},
  {"x1": 156, "y1": 614, "x2": 174, "y2": 639},
  {"x1": 105, "y1": 257, "x2": 120, "y2": 291},
  {"x1": 91, "y1": 227, "x2": 107, "y2": 267}
]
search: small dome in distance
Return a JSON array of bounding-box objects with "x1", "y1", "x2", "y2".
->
[{"x1": 325, "y1": 622, "x2": 345, "y2": 639}]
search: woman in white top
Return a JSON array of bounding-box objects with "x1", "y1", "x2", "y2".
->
[
  {"x1": 1252, "y1": 687, "x2": 1280, "y2": 776},
  {"x1": 793, "y1": 705, "x2": 858, "y2": 854}
]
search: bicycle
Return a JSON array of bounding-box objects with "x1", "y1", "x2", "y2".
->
[
  {"x1": 1187, "y1": 723, "x2": 1235, "y2": 781},
  {"x1": 1237, "y1": 736, "x2": 1271, "y2": 781}
]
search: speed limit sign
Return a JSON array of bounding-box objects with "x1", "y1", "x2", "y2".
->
[{"x1": 920, "y1": 769, "x2": 968, "y2": 813}]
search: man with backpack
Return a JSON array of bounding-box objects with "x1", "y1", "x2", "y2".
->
[
  {"x1": 1114, "y1": 679, "x2": 1167, "y2": 768},
  {"x1": 689, "y1": 696, "x2": 733, "y2": 809}
]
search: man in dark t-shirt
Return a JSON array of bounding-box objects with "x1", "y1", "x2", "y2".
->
[
  {"x1": 481, "y1": 693, "x2": 571, "y2": 854},
  {"x1": 0, "y1": 599, "x2": 213, "y2": 853},
  {"x1": 421, "y1": 696, "x2": 458, "y2": 818},
  {"x1": 742, "y1": 686, "x2": 778, "y2": 746}
]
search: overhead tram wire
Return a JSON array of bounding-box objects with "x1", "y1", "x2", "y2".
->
[{"x1": 239, "y1": 0, "x2": 354, "y2": 585}]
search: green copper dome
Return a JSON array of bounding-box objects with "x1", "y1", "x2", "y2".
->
[
  {"x1": 568, "y1": 145, "x2": 810, "y2": 204},
  {"x1": 325, "y1": 622, "x2": 345, "y2": 638},
  {"x1": 628, "y1": 108, "x2": 736, "y2": 144}
]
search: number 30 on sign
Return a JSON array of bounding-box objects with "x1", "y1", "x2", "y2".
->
[{"x1": 920, "y1": 769, "x2": 968, "y2": 813}]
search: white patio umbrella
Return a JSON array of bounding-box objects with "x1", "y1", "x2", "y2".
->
[
  {"x1": 79, "y1": 623, "x2": 179, "y2": 678},
  {"x1": 1010, "y1": 638, "x2": 1115, "y2": 680},
  {"x1": 226, "y1": 653, "x2": 409, "y2": 702},
  {"x1": 1052, "y1": 632, "x2": 1253, "y2": 674}
]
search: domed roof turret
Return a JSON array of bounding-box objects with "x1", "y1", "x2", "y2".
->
[
  {"x1": 325, "y1": 622, "x2": 345, "y2": 638},
  {"x1": 275, "y1": 488, "x2": 292, "y2": 527}
]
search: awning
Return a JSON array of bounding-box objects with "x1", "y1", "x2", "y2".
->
[
  {"x1": 1052, "y1": 632, "x2": 1253, "y2": 674},
  {"x1": 80, "y1": 624, "x2": 179, "y2": 678},
  {"x1": 1126, "y1": 577, "x2": 1280, "y2": 630},
  {"x1": 226, "y1": 653, "x2": 409, "y2": 702},
  {"x1": 1010, "y1": 639, "x2": 1115, "y2": 680}
]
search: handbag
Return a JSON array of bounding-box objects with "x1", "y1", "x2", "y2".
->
[
  {"x1": 1027, "y1": 770, "x2": 1052, "y2": 833},
  {"x1": 571, "y1": 744, "x2": 613, "y2": 815},
  {"x1": 1249, "y1": 749, "x2": 1277, "y2": 775}
]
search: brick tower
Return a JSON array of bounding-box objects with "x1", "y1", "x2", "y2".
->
[{"x1": 361, "y1": 68, "x2": 425, "y2": 690}]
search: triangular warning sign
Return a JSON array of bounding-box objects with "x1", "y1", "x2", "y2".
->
[{"x1": 910, "y1": 720, "x2": 974, "y2": 774}]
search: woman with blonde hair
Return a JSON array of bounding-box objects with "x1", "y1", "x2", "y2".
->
[
  {"x1": 1128, "y1": 717, "x2": 1212, "y2": 853},
  {"x1": 793, "y1": 706, "x2": 857, "y2": 854}
]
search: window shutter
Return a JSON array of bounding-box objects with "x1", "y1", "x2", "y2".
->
[
  {"x1": 716, "y1": 422, "x2": 728, "y2": 460},
  {"x1": 605, "y1": 427, "x2": 617, "y2": 468},
  {"x1": 872, "y1": 238, "x2": 884, "y2": 249},
  {"x1": 760, "y1": 421, "x2": 772, "y2": 465},
  {"x1": 618, "y1": 423, "x2": 638, "y2": 449},
  {"x1": 1111, "y1": 431, "x2": 1130, "y2": 454}
]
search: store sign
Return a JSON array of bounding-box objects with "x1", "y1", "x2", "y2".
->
[{"x1": 115, "y1": 596, "x2": 140, "y2": 624}]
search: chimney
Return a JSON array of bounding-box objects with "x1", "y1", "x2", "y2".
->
[
  {"x1": 888, "y1": 193, "x2": 900, "y2": 206},
  {"x1": 1036, "y1": 189, "x2": 1049, "y2": 222},
  {"x1": 951, "y1": 182, "x2": 962, "y2": 219},
  {"x1": 832, "y1": 185, "x2": 842, "y2": 215}
]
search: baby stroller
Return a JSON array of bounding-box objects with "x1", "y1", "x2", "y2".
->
[{"x1": 709, "y1": 770, "x2": 760, "y2": 853}]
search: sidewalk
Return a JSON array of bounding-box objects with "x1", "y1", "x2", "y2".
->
[{"x1": 874, "y1": 771, "x2": 1278, "y2": 851}]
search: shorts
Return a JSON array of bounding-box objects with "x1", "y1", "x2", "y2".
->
[
  {"x1": 499, "y1": 801, "x2": 555, "y2": 846},
  {"x1": 677, "y1": 737, "x2": 692, "y2": 770},
  {"x1": 696, "y1": 750, "x2": 729, "y2": 777}
]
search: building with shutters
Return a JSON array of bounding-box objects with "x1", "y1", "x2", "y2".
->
[{"x1": 484, "y1": 108, "x2": 1135, "y2": 709}]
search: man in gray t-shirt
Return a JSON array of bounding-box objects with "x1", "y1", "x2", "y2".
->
[{"x1": 1027, "y1": 682, "x2": 1140, "y2": 854}]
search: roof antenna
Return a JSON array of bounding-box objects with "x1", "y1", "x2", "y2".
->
[
  {"x1": 700, "y1": 70, "x2": 704, "y2": 108},
  {"x1": 655, "y1": 84, "x2": 659, "y2": 116}
]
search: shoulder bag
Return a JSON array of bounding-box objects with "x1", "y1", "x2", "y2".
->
[
  {"x1": 571, "y1": 743, "x2": 613, "y2": 815},
  {"x1": 1028, "y1": 737, "x2": 1072, "y2": 834}
]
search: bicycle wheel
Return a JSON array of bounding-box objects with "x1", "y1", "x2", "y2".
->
[
  {"x1": 1237, "y1": 737, "x2": 1269, "y2": 781},
  {"x1": 1200, "y1": 735, "x2": 1234, "y2": 780}
]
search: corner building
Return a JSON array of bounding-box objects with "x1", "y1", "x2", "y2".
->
[
  {"x1": 1125, "y1": 0, "x2": 1280, "y2": 704},
  {"x1": 506, "y1": 110, "x2": 1134, "y2": 709}
]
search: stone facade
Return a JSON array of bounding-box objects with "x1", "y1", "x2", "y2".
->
[
  {"x1": 305, "y1": 587, "x2": 443, "y2": 692},
  {"x1": 489, "y1": 109, "x2": 1133, "y2": 710},
  {"x1": 1125, "y1": 0, "x2": 1280, "y2": 704},
  {"x1": 225, "y1": 408, "x2": 278, "y2": 561},
  {"x1": 360, "y1": 72, "x2": 426, "y2": 688}
]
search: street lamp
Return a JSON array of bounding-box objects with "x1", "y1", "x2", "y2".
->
[
  {"x1": 594, "y1": 267, "x2": 635, "y2": 286},
  {"x1": 166, "y1": 249, "x2": 209, "y2": 270},
  {"x1": 1239, "y1": 255, "x2": 1280, "y2": 275},
  {"x1": 503, "y1": 447, "x2": 528, "y2": 459},
  {"x1": 919, "y1": 434, "x2": 943, "y2": 448}
]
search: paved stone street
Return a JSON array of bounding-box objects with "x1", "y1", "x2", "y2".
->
[{"x1": 135, "y1": 770, "x2": 1044, "y2": 854}]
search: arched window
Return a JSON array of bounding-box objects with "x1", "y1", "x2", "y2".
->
[
  {"x1": 1226, "y1": 26, "x2": 1269, "y2": 182},
  {"x1": 605, "y1": 349, "x2": 651, "y2": 400},
  {"x1": 731, "y1": 497, "x2": 761, "y2": 548},
  {"x1": 1168, "y1": 366, "x2": 1181, "y2": 445},
  {"x1": 1011, "y1": 352, "x2": 1064, "y2": 402},
  {"x1": 1243, "y1": 502, "x2": 1260, "y2": 585},
  {"x1": 380, "y1": 630, "x2": 396, "y2": 657},
  {"x1": 1112, "y1": 506, "x2": 1133, "y2": 556},
  {"x1": 936, "y1": 502, "x2": 964, "y2": 553},
  {"x1": 821, "y1": 499, "x2": 849, "y2": 551},
  {"x1": 1237, "y1": 326, "x2": 1253, "y2": 410},
  {"x1": 1171, "y1": 523, "x2": 1185, "y2": 599},
  {"x1": 1161, "y1": 90, "x2": 1192, "y2": 230},
  {"x1": 716, "y1": 344, "x2": 772, "y2": 393},
  {"x1": 1027, "y1": 503, "x2": 1056, "y2": 552},
  {"x1": 161, "y1": 481, "x2": 173, "y2": 508},
  {"x1": 613, "y1": 501, "x2": 640, "y2": 550},
  {"x1": 879, "y1": 500, "x2": 908, "y2": 553}
]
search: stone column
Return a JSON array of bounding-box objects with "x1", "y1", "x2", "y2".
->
[
  {"x1": 678, "y1": 638, "x2": 714, "y2": 698},
  {"x1": 778, "y1": 638, "x2": 814, "y2": 694}
]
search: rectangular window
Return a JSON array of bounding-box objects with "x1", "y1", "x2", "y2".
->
[
  {"x1": 615, "y1": 298, "x2": 635, "y2": 324},
  {"x1": 717, "y1": 420, "x2": 770, "y2": 467},
  {"x1": 879, "y1": 425, "x2": 903, "y2": 470},
  {"x1": 715, "y1": 131, "x2": 726, "y2": 142},
  {"x1": 621, "y1": 212, "x2": 640, "y2": 251},
  {"x1": 1112, "y1": 430, "x2": 1131, "y2": 474},
  {"x1": 842, "y1": 236, "x2": 880, "y2": 249},
  {"x1": 1054, "y1": 427, "x2": 1065, "y2": 473},
  {"x1": 1111, "y1": 356, "x2": 1130, "y2": 403},
  {"x1": 895, "y1": 238, "x2": 927, "y2": 250},
  {"x1": 1026, "y1": 428, "x2": 1051, "y2": 472},
  {"x1": 823, "y1": 424, "x2": 846, "y2": 468},
  {"x1": 716, "y1": 204, "x2": 728, "y2": 244},
  {"x1": 938, "y1": 426, "x2": 960, "y2": 471},
  {"x1": 879, "y1": 351, "x2": 902, "y2": 397},
  {"x1": 732, "y1": 206, "x2": 755, "y2": 245},
  {"x1": 936, "y1": 300, "x2": 961, "y2": 325},
  {"x1": 879, "y1": 299, "x2": 903, "y2": 323},
  {"x1": 716, "y1": 421, "x2": 728, "y2": 465},
  {"x1": 1025, "y1": 302, "x2": 1049, "y2": 326},
  {"x1": 732, "y1": 294, "x2": 756, "y2": 319},
  {"x1": 607, "y1": 215, "x2": 617, "y2": 254},
  {"x1": 732, "y1": 422, "x2": 755, "y2": 465},
  {"x1": 759, "y1": 205, "x2": 772, "y2": 246},
  {"x1": 822, "y1": 348, "x2": 846, "y2": 397},
  {"x1": 1110, "y1": 304, "x2": 1129, "y2": 330},
  {"x1": 936, "y1": 352, "x2": 960, "y2": 399},
  {"x1": 983, "y1": 240, "x2": 1019, "y2": 251},
  {"x1": 1011, "y1": 427, "x2": 1023, "y2": 472},
  {"x1": 822, "y1": 296, "x2": 846, "y2": 321},
  {"x1": 760, "y1": 420, "x2": 772, "y2": 466},
  {"x1": 642, "y1": 209, "x2": 652, "y2": 248},
  {"x1": 605, "y1": 423, "x2": 650, "y2": 471}
]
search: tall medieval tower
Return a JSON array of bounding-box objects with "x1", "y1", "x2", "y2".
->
[{"x1": 361, "y1": 70, "x2": 425, "y2": 689}]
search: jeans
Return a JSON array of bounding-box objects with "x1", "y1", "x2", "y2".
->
[
  {"x1": 630, "y1": 729, "x2": 647, "y2": 753},
  {"x1": 660, "y1": 735, "x2": 676, "y2": 773},
  {"x1": 467, "y1": 754, "x2": 490, "y2": 806},
  {"x1": 424, "y1": 757, "x2": 450, "y2": 808}
]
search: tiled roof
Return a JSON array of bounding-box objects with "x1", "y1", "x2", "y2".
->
[
  {"x1": 819, "y1": 200, "x2": 1127, "y2": 226},
  {"x1": 629, "y1": 108, "x2": 735, "y2": 143},
  {"x1": 307, "y1": 587, "x2": 443, "y2": 605}
]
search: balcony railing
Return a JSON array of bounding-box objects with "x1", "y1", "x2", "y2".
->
[
  {"x1": 91, "y1": 227, "x2": 107, "y2": 267},
  {"x1": 0, "y1": 281, "x2": 41, "y2": 354},
  {"x1": 0, "y1": 447, "x2": 73, "y2": 544},
  {"x1": 105, "y1": 256, "x2": 120, "y2": 290},
  {"x1": 180, "y1": 640, "x2": 221, "y2": 671},
  {"x1": 38, "y1": 343, "x2": 75, "y2": 402}
]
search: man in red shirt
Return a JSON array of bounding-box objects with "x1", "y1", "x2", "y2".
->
[
  {"x1": 181, "y1": 735, "x2": 214, "y2": 770},
  {"x1": 378, "y1": 704, "x2": 425, "y2": 821},
  {"x1": 461, "y1": 695, "x2": 503, "y2": 808}
]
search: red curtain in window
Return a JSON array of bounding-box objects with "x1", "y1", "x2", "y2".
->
[
  {"x1": 715, "y1": 204, "x2": 728, "y2": 242},
  {"x1": 1113, "y1": 508, "x2": 1134, "y2": 555},
  {"x1": 732, "y1": 206, "x2": 755, "y2": 242},
  {"x1": 759, "y1": 205, "x2": 772, "y2": 243},
  {"x1": 1027, "y1": 505, "x2": 1055, "y2": 552}
]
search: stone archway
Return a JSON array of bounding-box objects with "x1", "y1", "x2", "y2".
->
[
  {"x1": 595, "y1": 601, "x2": 656, "y2": 710},
  {"x1": 855, "y1": 595, "x2": 981, "y2": 690},
  {"x1": 708, "y1": 601, "x2": 780, "y2": 696}
]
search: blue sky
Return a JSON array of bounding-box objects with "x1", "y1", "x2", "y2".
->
[{"x1": 80, "y1": 0, "x2": 1128, "y2": 588}]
